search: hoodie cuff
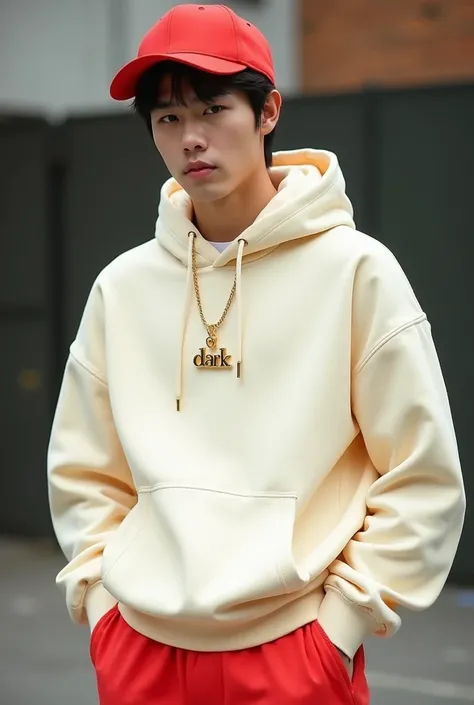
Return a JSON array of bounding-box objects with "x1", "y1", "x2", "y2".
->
[
  {"x1": 317, "y1": 588, "x2": 372, "y2": 659},
  {"x1": 84, "y1": 582, "x2": 118, "y2": 632}
]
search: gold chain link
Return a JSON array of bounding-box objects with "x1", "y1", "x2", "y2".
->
[{"x1": 191, "y1": 233, "x2": 236, "y2": 346}]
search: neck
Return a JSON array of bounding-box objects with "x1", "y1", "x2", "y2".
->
[{"x1": 192, "y1": 167, "x2": 277, "y2": 243}]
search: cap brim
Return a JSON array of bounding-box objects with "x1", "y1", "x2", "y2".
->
[{"x1": 110, "y1": 53, "x2": 247, "y2": 100}]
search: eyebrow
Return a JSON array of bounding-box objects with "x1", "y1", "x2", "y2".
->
[
  {"x1": 154, "y1": 97, "x2": 197, "y2": 109},
  {"x1": 154, "y1": 92, "x2": 230, "y2": 110}
]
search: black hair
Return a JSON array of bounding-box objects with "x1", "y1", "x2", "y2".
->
[{"x1": 133, "y1": 61, "x2": 277, "y2": 168}]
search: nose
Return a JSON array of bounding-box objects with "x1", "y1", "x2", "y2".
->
[{"x1": 181, "y1": 121, "x2": 207, "y2": 153}]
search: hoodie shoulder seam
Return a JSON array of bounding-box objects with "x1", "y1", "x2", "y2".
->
[
  {"x1": 70, "y1": 348, "x2": 108, "y2": 387},
  {"x1": 353, "y1": 313, "x2": 427, "y2": 378}
]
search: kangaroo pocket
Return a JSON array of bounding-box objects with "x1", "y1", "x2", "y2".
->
[{"x1": 101, "y1": 485, "x2": 310, "y2": 621}]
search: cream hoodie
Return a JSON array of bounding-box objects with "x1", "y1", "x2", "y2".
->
[{"x1": 48, "y1": 149, "x2": 465, "y2": 659}]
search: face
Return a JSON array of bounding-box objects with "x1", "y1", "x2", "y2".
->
[{"x1": 151, "y1": 75, "x2": 280, "y2": 203}]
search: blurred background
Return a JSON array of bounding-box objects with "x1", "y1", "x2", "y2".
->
[{"x1": 0, "y1": 1, "x2": 473, "y2": 703}]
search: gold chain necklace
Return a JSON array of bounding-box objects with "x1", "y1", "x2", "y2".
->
[{"x1": 191, "y1": 232, "x2": 235, "y2": 370}]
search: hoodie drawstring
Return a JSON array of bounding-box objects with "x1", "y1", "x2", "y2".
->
[
  {"x1": 176, "y1": 233, "x2": 247, "y2": 411},
  {"x1": 236, "y1": 237, "x2": 247, "y2": 379},
  {"x1": 176, "y1": 234, "x2": 195, "y2": 411}
]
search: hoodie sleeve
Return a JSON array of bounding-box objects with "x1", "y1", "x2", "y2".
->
[
  {"x1": 47, "y1": 278, "x2": 137, "y2": 630},
  {"x1": 317, "y1": 240, "x2": 466, "y2": 660}
]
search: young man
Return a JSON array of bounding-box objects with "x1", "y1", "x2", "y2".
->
[{"x1": 48, "y1": 4, "x2": 465, "y2": 704}]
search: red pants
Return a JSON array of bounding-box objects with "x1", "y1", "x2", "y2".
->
[{"x1": 91, "y1": 605, "x2": 370, "y2": 705}]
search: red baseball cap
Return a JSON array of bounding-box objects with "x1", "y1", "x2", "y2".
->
[{"x1": 110, "y1": 4, "x2": 275, "y2": 101}]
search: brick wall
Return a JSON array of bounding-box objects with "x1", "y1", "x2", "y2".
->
[{"x1": 300, "y1": 0, "x2": 474, "y2": 93}]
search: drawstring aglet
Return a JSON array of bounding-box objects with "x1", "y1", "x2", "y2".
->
[
  {"x1": 237, "y1": 362, "x2": 242, "y2": 379},
  {"x1": 176, "y1": 398, "x2": 181, "y2": 412}
]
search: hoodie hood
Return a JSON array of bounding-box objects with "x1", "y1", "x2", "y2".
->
[
  {"x1": 155, "y1": 149, "x2": 356, "y2": 268},
  {"x1": 154, "y1": 149, "x2": 356, "y2": 411}
]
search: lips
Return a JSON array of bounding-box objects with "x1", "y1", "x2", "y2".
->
[{"x1": 185, "y1": 162, "x2": 215, "y2": 174}]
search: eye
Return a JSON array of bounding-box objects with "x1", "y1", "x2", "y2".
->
[
  {"x1": 159, "y1": 114, "x2": 179, "y2": 124},
  {"x1": 204, "y1": 105, "x2": 225, "y2": 115}
]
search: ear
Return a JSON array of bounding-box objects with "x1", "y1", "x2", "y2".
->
[{"x1": 260, "y1": 89, "x2": 282, "y2": 136}]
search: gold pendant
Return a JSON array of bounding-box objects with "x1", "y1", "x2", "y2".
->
[
  {"x1": 193, "y1": 325, "x2": 232, "y2": 369},
  {"x1": 193, "y1": 345, "x2": 233, "y2": 370}
]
